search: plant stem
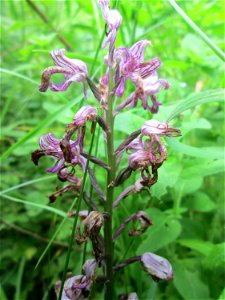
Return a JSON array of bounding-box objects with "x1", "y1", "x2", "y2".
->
[{"x1": 104, "y1": 66, "x2": 116, "y2": 299}]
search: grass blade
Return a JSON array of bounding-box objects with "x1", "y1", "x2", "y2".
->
[
  {"x1": 35, "y1": 197, "x2": 77, "y2": 270},
  {"x1": 0, "y1": 95, "x2": 82, "y2": 161},
  {"x1": 0, "y1": 68, "x2": 38, "y2": 85},
  {"x1": 167, "y1": 89, "x2": 224, "y2": 122},
  {"x1": 167, "y1": 0, "x2": 225, "y2": 61},
  {"x1": 1, "y1": 175, "x2": 55, "y2": 194},
  {"x1": 14, "y1": 256, "x2": 26, "y2": 300},
  {"x1": 0, "y1": 194, "x2": 68, "y2": 218}
]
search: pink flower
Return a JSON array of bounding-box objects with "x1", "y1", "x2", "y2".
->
[
  {"x1": 128, "y1": 137, "x2": 167, "y2": 170},
  {"x1": 73, "y1": 106, "x2": 97, "y2": 127},
  {"x1": 141, "y1": 120, "x2": 181, "y2": 137},
  {"x1": 98, "y1": 0, "x2": 122, "y2": 54},
  {"x1": 39, "y1": 49, "x2": 88, "y2": 96}
]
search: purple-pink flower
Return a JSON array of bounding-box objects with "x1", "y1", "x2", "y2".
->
[
  {"x1": 31, "y1": 133, "x2": 86, "y2": 174},
  {"x1": 128, "y1": 137, "x2": 167, "y2": 170},
  {"x1": 141, "y1": 120, "x2": 181, "y2": 137},
  {"x1": 141, "y1": 252, "x2": 173, "y2": 281},
  {"x1": 98, "y1": 0, "x2": 122, "y2": 53},
  {"x1": 73, "y1": 106, "x2": 97, "y2": 127},
  {"x1": 39, "y1": 49, "x2": 88, "y2": 96}
]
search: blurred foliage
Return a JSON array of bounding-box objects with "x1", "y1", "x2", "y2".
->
[{"x1": 0, "y1": 0, "x2": 224, "y2": 299}]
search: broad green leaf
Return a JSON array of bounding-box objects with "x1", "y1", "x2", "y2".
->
[
  {"x1": 151, "y1": 160, "x2": 182, "y2": 198},
  {"x1": 115, "y1": 111, "x2": 145, "y2": 134},
  {"x1": 136, "y1": 208, "x2": 182, "y2": 253},
  {"x1": 182, "y1": 159, "x2": 224, "y2": 179},
  {"x1": 218, "y1": 288, "x2": 225, "y2": 300},
  {"x1": 184, "y1": 192, "x2": 216, "y2": 212},
  {"x1": 203, "y1": 243, "x2": 225, "y2": 270},
  {"x1": 173, "y1": 262, "x2": 210, "y2": 300},
  {"x1": 178, "y1": 239, "x2": 214, "y2": 256},
  {"x1": 166, "y1": 138, "x2": 224, "y2": 159},
  {"x1": 175, "y1": 175, "x2": 203, "y2": 196},
  {"x1": 0, "y1": 285, "x2": 8, "y2": 300},
  {"x1": 167, "y1": 89, "x2": 224, "y2": 122}
]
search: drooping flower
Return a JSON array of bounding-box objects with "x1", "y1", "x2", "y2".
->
[
  {"x1": 31, "y1": 133, "x2": 86, "y2": 173},
  {"x1": 55, "y1": 259, "x2": 98, "y2": 300},
  {"x1": 98, "y1": 0, "x2": 122, "y2": 55},
  {"x1": 39, "y1": 49, "x2": 88, "y2": 96},
  {"x1": 141, "y1": 120, "x2": 181, "y2": 137},
  {"x1": 141, "y1": 252, "x2": 173, "y2": 281},
  {"x1": 128, "y1": 137, "x2": 167, "y2": 170},
  {"x1": 72, "y1": 106, "x2": 97, "y2": 127}
]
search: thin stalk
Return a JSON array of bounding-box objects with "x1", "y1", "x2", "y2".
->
[
  {"x1": 57, "y1": 122, "x2": 97, "y2": 300},
  {"x1": 104, "y1": 66, "x2": 116, "y2": 299}
]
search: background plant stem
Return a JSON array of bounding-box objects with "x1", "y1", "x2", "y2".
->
[{"x1": 104, "y1": 66, "x2": 116, "y2": 299}]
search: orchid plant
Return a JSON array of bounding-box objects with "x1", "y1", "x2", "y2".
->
[{"x1": 32, "y1": 1, "x2": 181, "y2": 299}]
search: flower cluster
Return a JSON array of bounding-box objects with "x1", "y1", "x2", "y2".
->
[{"x1": 32, "y1": 0, "x2": 181, "y2": 299}]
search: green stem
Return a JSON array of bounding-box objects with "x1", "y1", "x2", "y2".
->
[{"x1": 104, "y1": 66, "x2": 116, "y2": 299}]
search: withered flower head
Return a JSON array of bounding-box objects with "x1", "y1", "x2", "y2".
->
[
  {"x1": 128, "y1": 211, "x2": 153, "y2": 236},
  {"x1": 76, "y1": 211, "x2": 103, "y2": 245},
  {"x1": 141, "y1": 252, "x2": 173, "y2": 281}
]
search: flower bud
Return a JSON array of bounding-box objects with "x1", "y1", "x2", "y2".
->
[{"x1": 141, "y1": 252, "x2": 173, "y2": 281}]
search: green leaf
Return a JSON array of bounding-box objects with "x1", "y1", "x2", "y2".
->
[
  {"x1": 167, "y1": 89, "x2": 224, "y2": 122},
  {"x1": 173, "y1": 262, "x2": 210, "y2": 300},
  {"x1": 184, "y1": 192, "x2": 216, "y2": 212},
  {"x1": 136, "y1": 209, "x2": 182, "y2": 253},
  {"x1": 203, "y1": 243, "x2": 225, "y2": 270},
  {"x1": 182, "y1": 159, "x2": 224, "y2": 179},
  {"x1": 218, "y1": 288, "x2": 225, "y2": 300},
  {"x1": 177, "y1": 239, "x2": 214, "y2": 256},
  {"x1": 166, "y1": 138, "x2": 224, "y2": 159},
  {"x1": 0, "y1": 285, "x2": 8, "y2": 300},
  {"x1": 151, "y1": 160, "x2": 182, "y2": 198}
]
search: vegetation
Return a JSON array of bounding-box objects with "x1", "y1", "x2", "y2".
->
[{"x1": 1, "y1": 0, "x2": 224, "y2": 299}]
